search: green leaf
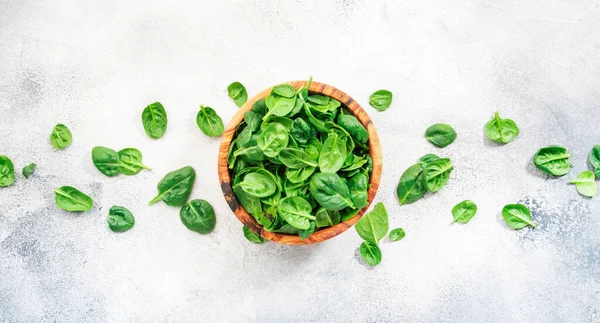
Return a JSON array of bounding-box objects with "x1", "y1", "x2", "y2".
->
[
  {"x1": 588, "y1": 145, "x2": 600, "y2": 178},
  {"x1": 118, "y1": 148, "x2": 151, "y2": 175},
  {"x1": 424, "y1": 158, "x2": 454, "y2": 192},
  {"x1": 336, "y1": 113, "x2": 369, "y2": 145},
  {"x1": 227, "y1": 82, "x2": 248, "y2": 107},
  {"x1": 425, "y1": 123, "x2": 457, "y2": 148},
  {"x1": 257, "y1": 123, "x2": 289, "y2": 158},
  {"x1": 568, "y1": 171, "x2": 597, "y2": 197},
  {"x1": 348, "y1": 172, "x2": 369, "y2": 209},
  {"x1": 355, "y1": 202, "x2": 389, "y2": 243},
  {"x1": 278, "y1": 196, "x2": 315, "y2": 230},
  {"x1": 92, "y1": 146, "x2": 122, "y2": 177},
  {"x1": 54, "y1": 186, "x2": 93, "y2": 212},
  {"x1": 278, "y1": 148, "x2": 318, "y2": 169},
  {"x1": 533, "y1": 146, "x2": 571, "y2": 176},
  {"x1": 243, "y1": 111, "x2": 262, "y2": 132},
  {"x1": 451, "y1": 200, "x2": 478, "y2": 224},
  {"x1": 315, "y1": 207, "x2": 340, "y2": 228},
  {"x1": 360, "y1": 240, "x2": 382, "y2": 266},
  {"x1": 238, "y1": 172, "x2": 277, "y2": 198},
  {"x1": 22, "y1": 163, "x2": 36, "y2": 179},
  {"x1": 298, "y1": 221, "x2": 316, "y2": 241},
  {"x1": 0, "y1": 155, "x2": 16, "y2": 187},
  {"x1": 272, "y1": 84, "x2": 297, "y2": 98},
  {"x1": 418, "y1": 154, "x2": 440, "y2": 167},
  {"x1": 180, "y1": 199, "x2": 216, "y2": 234},
  {"x1": 389, "y1": 228, "x2": 405, "y2": 241},
  {"x1": 196, "y1": 105, "x2": 224, "y2": 137},
  {"x1": 148, "y1": 166, "x2": 196, "y2": 207},
  {"x1": 243, "y1": 226, "x2": 264, "y2": 244},
  {"x1": 50, "y1": 123, "x2": 72, "y2": 150},
  {"x1": 107, "y1": 205, "x2": 135, "y2": 232},
  {"x1": 485, "y1": 111, "x2": 519, "y2": 143},
  {"x1": 318, "y1": 131, "x2": 347, "y2": 173},
  {"x1": 141, "y1": 102, "x2": 167, "y2": 139},
  {"x1": 369, "y1": 89, "x2": 392, "y2": 112},
  {"x1": 502, "y1": 204, "x2": 536, "y2": 229},
  {"x1": 309, "y1": 173, "x2": 354, "y2": 211},
  {"x1": 396, "y1": 163, "x2": 427, "y2": 205}
]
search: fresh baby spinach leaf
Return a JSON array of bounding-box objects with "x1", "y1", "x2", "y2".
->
[
  {"x1": 107, "y1": 205, "x2": 135, "y2": 232},
  {"x1": 243, "y1": 225, "x2": 264, "y2": 243},
  {"x1": 424, "y1": 158, "x2": 454, "y2": 192},
  {"x1": 196, "y1": 105, "x2": 224, "y2": 137},
  {"x1": 227, "y1": 82, "x2": 248, "y2": 107},
  {"x1": 315, "y1": 208, "x2": 341, "y2": 228},
  {"x1": 92, "y1": 146, "x2": 121, "y2": 177},
  {"x1": 118, "y1": 148, "x2": 151, "y2": 175},
  {"x1": 50, "y1": 123, "x2": 72, "y2": 150},
  {"x1": 0, "y1": 156, "x2": 15, "y2": 187},
  {"x1": 589, "y1": 145, "x2": 600, "y2": 177},
  {"x1": 355, "y1": 202, "x2": 389, "y2": 243},
  {"x1": 485, "y1": 111, "x2": 519, "y2": 143},
  {"x1": 318, "y1": 130, "x2": 347, "y2": 173},
  {"x1": 568, "y1": 171, "x2": 597, "y2": 197},
  {"x1": 22, "y1": 163, "x2": 36, "y2": 179},
  {"x1": 278, "y1": 196, "x2": 315, "y2": 230},
  {"x1": 533, "y1": 146, "x2": 571, "y2": 176},
  {"x1": 360, "y1": 240, "x2": 382, "y2": 266},
  {"x1": 309, "y1": 172, "x2": 354, "y2": 211},
  {"x1": 388, "y1": 228, "x2": 405, "y2": 241},
  {"x1": 148, "y1": 166, "x2": 196, "y2": 207},
  {"x1": 257, "y1": 123, "x2": 289, "y2": 158},
  {"x1": 238, "y1": 172, "x2": 277, "y2": 198},
  {"x1": 451, "y1": 200, "x2": 477, "y2": 224},
  {"x1": 142, "y1": 102, "x2": 167, "y2": 139},
  {"x1": 54, "y1": 186, "x2": 93, "y2": 212},
  {"x1": 502, "y1": 204, "x2": 536, "y2": 229},
  {"x1": 369, "y1": 89, "x2": 392, "y2": 112},
  {"x1": 396, "y1": 163, "x2": 427, "y2": 205},
  {"x1": 425, "y1": 123, "x2": 457, "y2": 148},
  {"x1": 180, "y1": 199, "x2": 217, "y2": 234}
]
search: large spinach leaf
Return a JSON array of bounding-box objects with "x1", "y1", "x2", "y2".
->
[
  {"x1": 50, "y1": 123, "x2": 73, "y2": 150},
  {"x1": 257, "y1": 123, "x2": 289, "y2": 158},
  {"x1": 180, "y1": 199, "x2": 216, "y2": 234},
  {"x1": 0, "y1": 156, "x2": 15, "y2": 187},
  {"x1": 309, "y1": 173, "x2": 354, "y2": 211},
  {"x1": 425, "y1": 123, "x2": 457, "y2": 148},
  {"x1": 485, "y1": 111, "x2": 519, "y2": 143},
  {"x1": 278, "y1": 196, "x2": 315, "y2": 230},
  {"x1": 396, "y1": 163, "x2": 427, "y2": 205},
  {"x1": 533, "y1": 146, "x2": 571, "y2": 176},
  {"x1": 142, "y1": 102, "x2": 167, "y2": 139},
  {"x1": 196, "y1": 105, "x2": 224, "y2": 137},
  {"x1": 227, "y1": 82, "x2": 248, "y2": 107},
  {"x1": 354, "y1": 202, "x2": 389, "y2": 243},
  {"x1": 568, "y1": 171, "x2": 597, "y2": 197},
  {"x1": 108, "y1": 205, "x2": 135, "y2": 232},
  {"x1": 424, "y1": 158, "x2": 454, "y2": 192},
  {"x1": 54, "y1": 186, "x2": 93, "y2": 212},
  {"x1": 318, "y1": 131, "x2": 347, "y2": 173},
  {"x1": 502, "y1": 204, "x2": 536, "y2": 229},
  {"x1": 451, "y1": 200, "x2": 477, "y2": 224},
  {"x1": 369, "y1": 90, "x2": 392, "y2": 111},
  {"x1": 148, "y1": 166, "x2": 196, "y2": 206}
]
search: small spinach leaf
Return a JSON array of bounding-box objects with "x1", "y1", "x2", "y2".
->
[
  {"x1": 533, "y1": 146, "x2": 571, "y2": 176},
  {"x1": 257, "y1": 123, "x2": 289, "y2": 158},
  {"x1": 369, "y1": 90, "x2": 392, "y2": 112},
  {"x1": 348, "y1": 172, "x2": 369, "y2": 209},
  {"x1": 180, "y1": 199, "x2": 216, "y2": 234},
  {"x1": 50, "y1": 123, "x2": 72, "y2": 150},
  {"x1": 0, "y1": 156, "x2": 15, "y2": 187},
  {"x1": 196, "y1": 105, "x2": 224, "y2": 137},
  {"x1": 243, "y1": 111, "x2": 262, "y2": 132},
  {"x1": 424, "y1": 158, "x2": 454, "y2": 192},
  {"x1": 227, "y1": 82, "x2": 248, "y2": 107},
  {"x1": 425, "y1": 123, "x2": 457, "y2": 148},
  {"x1": 337, "y1": 113, "x2": 369, "y2": 145},
  {"x1": 92, "y1": 146, "x2": 122, "y2": 177},
  {"x1": 485, "y1": 111, "x2": 519, "y2": 143},
  {"x1": 451, "y1": 200, "x2": 477, "y2": 224},
  {"x1": 502, "y1": 204, "x2": 536, "y2": 229},
  {"x1": 418, "y1": 154, "x2": 440, "y2": 167},
  {"x1": 396, "y1": 163, "x2": 426, "y2": 205},
  {"x1": 298, "y1": 221, "x2": 316, "y2": 240},
  {"x1": 278, "y1": 196, "x2": 315, "y2": 230},
  {"x1": 54, "y1": 186, "x2": 93, "y2": 212},
  {"x1": 142, "y1": 102, "x2": 168, "y2": 139},
  {"x1": 272, "y1": 84, "x2": 297, "y2": 98},
  {"x1": 568, "y1": 171, "x2": 597, "y2": 197},
  {"x1": 360, "y1": 240, "x2": 382, "y2": 266},
  {"x1": 290, "y1": 118, "x2": 316, "y2": 145},
  {"x1": 118, "y1": 148, "x2": 151, "y2": 175},
  {"x1": 318, "y1": 131, "x2": 347, "y2": 173},
  {"x1": 238, "y1": 172, "x2": 277, "y2": 198},
  {"x1": 389, "y1": 228, "x2": 405, "y2": 241},
  {"x1": 278, "y1": 148, "x2": 318, "y2": 169},
  {"x1": 315, "y1": 207, "x2": 341, "y2": 228},
  {"x1": 148, "y1": 166, "x2": 196, "y2": 206},
  {"x1": 243, "y1": 226, "x2": 264, "y2": 244},
  {"x1": 354, "y1": 202, "x2": 389, "y2": 243},
  {"x1": 22, "y1": 163, "x2": 36, "y2": 179},
  {"x1": 107, "y1": 205, "x2": 135, "y2": 232}
]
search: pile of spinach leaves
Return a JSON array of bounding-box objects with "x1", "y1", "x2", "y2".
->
[
  {"x1": 229, "y1": 77, "x2": 373, "y2": 240},
  {"x1": 396, "y1": 154, "x2": 454, "y2": 205}
]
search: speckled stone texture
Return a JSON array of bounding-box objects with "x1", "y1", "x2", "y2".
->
[{"x1": 1, "y1": 1, "x2": 599, "y2": 322}]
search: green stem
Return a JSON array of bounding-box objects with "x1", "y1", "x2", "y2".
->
[{"x1": 148, "y1": 195, "x2": 162, "y2": 205}]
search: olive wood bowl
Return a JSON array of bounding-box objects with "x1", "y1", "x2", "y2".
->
[{"x1": 218, "y1": 81, "x2": 382, "y2": 245}]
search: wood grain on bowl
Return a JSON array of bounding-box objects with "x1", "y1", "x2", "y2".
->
[{"x1": 218, "y1": 81, "x2": 382, "y2": 245}]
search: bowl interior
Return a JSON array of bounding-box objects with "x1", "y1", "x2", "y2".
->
[{"x1": 217, "y1": 81, "x2": 382, "y2": 245}]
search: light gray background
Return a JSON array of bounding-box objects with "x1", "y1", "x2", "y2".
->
[{"x1": 1, "y1": 1, "x2": 599, "y2": 322}]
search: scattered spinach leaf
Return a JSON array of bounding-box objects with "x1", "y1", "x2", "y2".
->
[
  {"x1": 180, "y1": 199, "x2": 216, "y2": 234},
  {"x1": 148, "y1": 166, "x2": 196, "y2": 206},
  {"x1": 423, "y1": 158, "x2": 454, "y2": 192},
  {"x1": 396, "y1": 164, "x2": 426, "y2": 205},
  {"x1": 50, "y1": 123, "x2": 72, "y2": 150},
  {"x1": 360, "y1": 240, "x2": 382, "y2": 266},
  {"x1": 196, "y1": 105, "x2": 224, "y2": 137},
  {"x1": 227, "y1": 82, "x2": 248, "y2": 107},
  {"x1": 485, "y1": 111, "x2": 519, "y2": 143},
  {"x1": 568, "y1": 171, "x2": 597, "y2": 197},
  {"x1": 118, "y1": 148, "x2": 151, "y2": 175},
  {"x1": 22, "y1": 163, "x2": 36, "y2": 179},
  {"x1": 142, "y1": 102, "x2": 167, "y2": 139},
  {"x1": 533, "y1": 146, "x2": 571, "y2": 176},
  {"x1": 389, "y1": 228, "x2": 405, "y2": 241},
  {"x1": 369, "y1": 90, "x2": 392, "y2": 112},
  {"x1": 107, "y1": 205, "x2": 135, "y2": 232},
  {"x1": 502, "y1": 204, "x2": 536, "y2": 229},
  {"x1": 354, "y1": 202, "x2": 389, "y2": 243},
  {"x1": 425, "y1": 123, "x2": 457, "y2": 148},
  {"x1": 54, "y1": 186, "x2": 93, "y2": 212},
  {"x1": 451, "y1": 200, "x2": 477, "y2": 224},
  {"x1": 0, "y1": 156, "x2": 15, "y2": 187},
  {"x1": 588, "y1": 145, "x2": 600, "y2": 177}
]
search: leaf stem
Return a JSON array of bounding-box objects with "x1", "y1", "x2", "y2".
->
[{"x1": 148, "y1": 195, "x2": 162, "y2": 205}]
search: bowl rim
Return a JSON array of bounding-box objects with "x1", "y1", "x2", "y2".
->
[{"x1": 217, "y1": 80, "x2": 382, "y2": 245}]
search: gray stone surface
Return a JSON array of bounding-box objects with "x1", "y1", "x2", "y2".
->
[{"x1": 1, "y1": 1, "x2": 599, "y2": 322}]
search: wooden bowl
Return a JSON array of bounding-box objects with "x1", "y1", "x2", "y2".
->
[{"x1": 218, "y1": 81, "x2": 382, "y2": 245}]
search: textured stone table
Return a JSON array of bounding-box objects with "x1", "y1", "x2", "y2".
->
[{"x1": 1, "y1": 1, "x2": 599, "y2": 322}]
